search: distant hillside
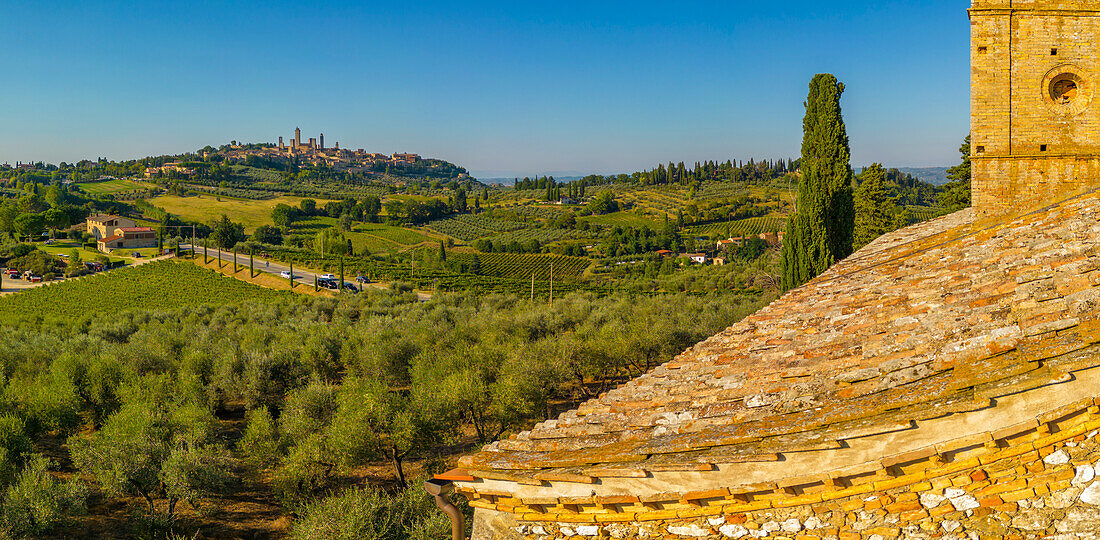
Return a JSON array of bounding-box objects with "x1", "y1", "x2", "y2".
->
[{"x1": 898, "y1": 167, "x2": 951, "y2": 186}]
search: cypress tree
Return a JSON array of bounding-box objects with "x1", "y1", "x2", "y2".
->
[
  {"x1": 781, "y1": 74, "x2": 855, "y2": 291},
  {"x1": 853, "y1": 163, "x2": 904, "y2": 250}
]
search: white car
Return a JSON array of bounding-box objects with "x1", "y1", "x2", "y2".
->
[
  {"x1": 279, "y1": 271, "x2": 297, "y2": 279},
  {"x1": 319, "y1": 273, "x2": 335, "y2": 280}
]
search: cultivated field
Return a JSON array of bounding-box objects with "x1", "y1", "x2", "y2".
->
[
  {"x1": 0, "y1": 260, "x2": 290, "y2": 321},
  {"x1": 685, "y1": 216, "x2": 787, "y2": 238},
  {"x1": 75, "y1": 178, "x2": 156, "y2": 195},
  {"x1": 149, "y1": 194, "x2": 330, "y2": 232}
]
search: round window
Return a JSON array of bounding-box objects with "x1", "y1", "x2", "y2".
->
[
  {"x1": 1043, "y1": 66, "x2": 1091, "y2": 115},
  {"x1": 1050, "y1": 73, "x2": 1082, "y2": 104}
]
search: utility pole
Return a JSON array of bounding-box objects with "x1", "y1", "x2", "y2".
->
[
  {"x1": 530, "y1": 272, "x2": 535, "y2": 301},
  {"x1": 549, "y1": 263, "x2": 554, "y2": 307}
]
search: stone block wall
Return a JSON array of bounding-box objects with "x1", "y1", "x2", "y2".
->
[{"x1": 466, "y1": 399, "x2": 1100, "y2": 539}]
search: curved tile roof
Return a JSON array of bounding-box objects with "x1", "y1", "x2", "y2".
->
[{"x1": 458, "y1": 190, "x2": 1100, "y2": 488}]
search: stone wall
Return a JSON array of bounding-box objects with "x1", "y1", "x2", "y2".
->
[
  {"x1": 466, "y1": 400, "x2": 1100, "y2": 539},
  {"x1": 970, "y1": 2, "x2": 1100, "y2": 218}
]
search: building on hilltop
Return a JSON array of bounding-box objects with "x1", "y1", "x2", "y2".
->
[{"x1": 424, "y1": 2, "x2": 1100, "y2": 539}]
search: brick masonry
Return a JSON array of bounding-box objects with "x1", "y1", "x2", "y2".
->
[
  {"x1": 469, "y1": 404, "x2": 1100, "y2": 539},
  {"x1": 971, "y1": 1, "x2": 1100, "y2": 218}
]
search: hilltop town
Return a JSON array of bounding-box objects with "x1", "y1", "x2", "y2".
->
[{"x1": 139, "y1": 126, "x2": 464, "y2": 181}]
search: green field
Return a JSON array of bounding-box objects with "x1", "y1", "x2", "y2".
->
[
  {"x1": 685, "y1": 216, "x2": 787, "y2": 238},
  {"x1": 0, "y1": 260, "x2": 291, "y2": 321},
  {"x1": 37, "y1": 240, "x2": 127, "y2": 263},
  {"x1": 586, "y1": 211, "x2": 663, "y2": 229},
  {"x1": 149, "y1": 194, "x2": 330, "y2": 233},
  {"x1": 75, "y1": 178, "x2": 156, "y2": 195},
  {"x1": 447, "y1": 252, "x2": 590, "y2": 280},
  {"x1": 294, "y1": 217, "x2": 435, "y2": 254},
  {"x1": 427, "y1": 214, "x2": 527, "y2": 241}
]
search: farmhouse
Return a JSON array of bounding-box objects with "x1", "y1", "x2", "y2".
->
[
  {"x1": 88, "y1": 215, "x2": 157, "y2": 252},
  {"x1": 97, "y1": 227, "x2": 157, "y2": 252},
  {"x1": 86, "y1": 214, "x2": 136, "y2": 240},
  {"x1": 431, "y1": 2, "x2": 1100, "y2": 539}
]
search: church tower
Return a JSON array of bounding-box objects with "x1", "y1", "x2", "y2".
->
[
  {"x1": 294, "y1": 127, "x2": 301, "y2": 148},
  {"x1": 971, "y1": 1, "x2": 1100, "y2": 218}
]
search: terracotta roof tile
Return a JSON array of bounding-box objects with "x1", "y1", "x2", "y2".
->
[{"x1": 458, "y1": 190, "x2": 1100, "y2": 489}]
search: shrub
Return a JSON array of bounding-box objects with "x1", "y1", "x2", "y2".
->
[
  {"x1": 289, "y1": 483, "x2": 453, "y2": 540},
  {"x1": 0, "y1": 455, "x2": 86, "y2": 536}
]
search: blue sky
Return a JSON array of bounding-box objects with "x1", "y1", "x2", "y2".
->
[{"x1": 0, "y1": 1, "x2": 970, "y2": 178}]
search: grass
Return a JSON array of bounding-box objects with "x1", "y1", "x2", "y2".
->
[
  {"x1": 148, "y1": 194, "x2": 330, "y2": 233},
  {"x1": 586, "y1": 211, "x2": 663, "y2": 229},
  {"x1": 292, "y1": 217, "x2": 435, "y2": 255},
  {"x1": 0, "y1": 260, "x2": 291, "y2": 321},
  {"x1": 74, "y1": 178, "x2": 156, "y2": 195},
  {"x1": 37, "y1": 240, "x2": 127, "y2": 263}
]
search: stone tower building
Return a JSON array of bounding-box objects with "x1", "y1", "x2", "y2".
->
[{"x1": 971, "y1": 0, "x2": 1100, "y2": 218}]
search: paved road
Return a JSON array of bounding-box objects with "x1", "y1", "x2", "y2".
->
[{"x1": 180, "y1": 245, "x2": 431, "y2": 300}]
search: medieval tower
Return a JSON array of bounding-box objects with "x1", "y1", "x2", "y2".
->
[{"x1": 971, "y1": 0, "x2": 1100, "y2": 217}]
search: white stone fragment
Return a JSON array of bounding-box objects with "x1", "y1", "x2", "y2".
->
[
  {"x1": 920, "y1": 491, "x2": 946, "y2": 508},
  {"x1": 667, "y1": 524, "x2": 710, "y2": 537},
  {"x1": 781, "y1": 519, "x2": 802, "y2": 533},
  {"x1": 708, "y1": 517, "x2": 726, "y2": 527},
  {"x1": 1074, "y1": 464, "x2": 1096, "y2": 487},
  {"x1": 1089, "y1": 429, "x2": 1099, "y2": 439},
  {"x1": 761, "y1": 521, "x2": 780, "y2": 533},
  {"x1": 944, "y1": 488, "x2": 967, "y2": 499},
  {"x1": 869, "y1": 535, "x2": 885, "y2": 540},
  {"x1": 749, "y1": 528, "x2": 769, "y2": 538},
  {"x1": 512, "y1": 525, "x2": 530, "y2": 534},
  {"x1": 951, "y1": 494, "x2": 980, "y2": 512},
  {"x1": 576, "y1": 525, "x2": 600, "y2": 536},
  {"x1": 942, "y1": 520, "x2": 962, "y2": 532},
  {"x1": 561, "y1": 527, "x2": 576, "y2": 537},
  {"x1": 719, "y1": 524, "x2": 748, "y2": 539},
  {"x1": 1081, "y1": 480, "x2": 1100, "y2": 506},
  {"x1": 1045, "y1": 449, "x2": 1072, "y2": 465},
  {"x1": 803, "y1": 516, "x2": 824, "y2": 529}
]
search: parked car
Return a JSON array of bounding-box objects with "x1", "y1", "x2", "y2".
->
[
  {"x1": 318, "y1": 278, "x2": 338, "y2": 290},
  {"x1": 319, "y1": 273, "x2": 335, "y2": 280},
  {"x1": 132, "y1": 252, "x2": 142, "y2": 258},
  {"x1": 279, "y1": 271, "x2": 297, "y2": 279},
  {"x1": 4, "y1": 268, "x2": 18, "y2": 277},
  {"x1": 355, "y1": 275, "x2": 370, "y2": 284},
  {"x1": 342, "y1": 283, "x2": 359, "y2": 293}
]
